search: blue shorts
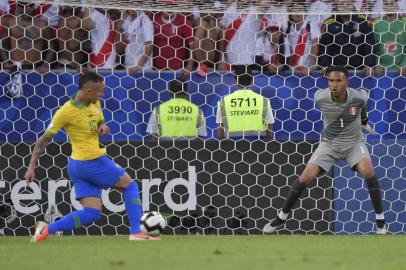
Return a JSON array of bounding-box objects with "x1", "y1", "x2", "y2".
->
[{"x1": 67, "y1": 155, "x2": 125, "y2": 200}]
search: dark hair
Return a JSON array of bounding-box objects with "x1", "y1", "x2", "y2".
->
[
  {"x1": 237, "y1": 73, "x2": 253, "y2": 87},
  {"x1": 322, "y1": 65, "x2": 348, "y2": 78},
  {"x1": 234, "y1": 65, "x2": 253, "y2": 87},
  {"x1": 79, "y1": 72, "x2": 104, "y2": 89},
  {"x1": 168, "y1": 80, "x2": 188, "y2": 95}
]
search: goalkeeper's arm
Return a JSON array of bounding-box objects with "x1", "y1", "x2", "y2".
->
[{"x1": 361, "y1": 105, "x2": 376, "y2": 135}]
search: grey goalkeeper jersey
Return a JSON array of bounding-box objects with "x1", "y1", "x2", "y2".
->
[{"x1": 315, "y1": 88, "x2": 368, "y2": 151}]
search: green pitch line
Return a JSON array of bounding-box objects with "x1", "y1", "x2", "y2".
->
[{"x1": 0, "y1": 235, "x2": 404, "y2": 270}]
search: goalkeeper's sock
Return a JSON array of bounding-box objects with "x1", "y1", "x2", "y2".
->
[
  {"x1": 124, "y1": 181, "x2": 142, "y2": 234},
  {"x1": 282, "y1": 179, "x2": 307, "y2": 214},
  {"x1": 365, "y1": 176, "x2": 384, "y2": 215},
  {"x1": 48, "y1": 208, "x2": 101, "y2": 234}
]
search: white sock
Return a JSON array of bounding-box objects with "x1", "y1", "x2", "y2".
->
[
  {"x1": 376, "y1": 213, "x2": 385, "y2": 220},
  {"x1": 278, "y1": 211, "x2": 289, "y2": 220}
]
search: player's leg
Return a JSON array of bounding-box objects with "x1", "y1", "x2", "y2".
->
[
  {"x1": 113, "y1": 174, "x2": 160, "y2": 240},
  {"x1": 263, "y1": 142, "x2": 336, "y2": 233},
  {"x1": 32, "y1": 159, "x2": 104, "y2": 243},
  {"x1": 90, "y1": 156, "x2": 158, "y2": 241},
  {"x1": 347, "y1": 143, "x2": 387, "y2": 234},
  {"x1": 32, "y1": 195, "x2": 102, "y2": 243},
  {"x1": 46, "y1": 197, "x2": 102, "y2": 234},
  {"x1": 263, "y1": 163, "x2": 321, "y2": 233}
]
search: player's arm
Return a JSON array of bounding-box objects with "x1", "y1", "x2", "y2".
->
[
  {"x1": 37, "y1": 19, "x2": 56, "y2": 74},
  {"x1": 197, "y1": 108, "x2": 207, "y2": 139},
  {"x1": 25, "y1": 107, "x2": 67, "y2": 183},
  {"x1": 217, "y1": 20, "x2": 228, "y2": 71},
  {"x1": 137, "y1": 17, "x2": 154, "y2": 70},
  {"x1": 217, "y1": 123, "x2": 225, "y2": 140},
  {"x1": 181, "y1": 18, "x2": 196, "y2": 79},
  {"x1": 128, "y1": 41, "x2": 153, "y2": 74},
  {"x1": 129, "y1": 16, "x2": 154, "y2": 74},
  {"x1": 216, "y1": 100, "x2": 225, "y2": 139},
  {"x1": 24, "y1": 133, "x2": 53, "y2": 184},
  {"x1": 266, "y1": 124, "x2": 273, "y2": 139},
  {"x1": 265, "y1": 100, "x2": 274, "y2": 140},
  {"x1": 98, "y1": 122, "x2": 110, "y2": 135},
  {"x1": 361, "y1": 105, "x2": 375, "y2": 134},
  {"x1": 360, "y1": 91, "x2": 376, "y2": 135},
  {"x1": 97, "y1": 103, "x2": 110, "y2": 135}
]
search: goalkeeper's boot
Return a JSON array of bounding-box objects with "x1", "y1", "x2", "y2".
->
[
  {"x1": 129, "y1": 232, "x2": 161, "y2": 241},
  {"x1": 376, "y1": 220, "x2": 388, "y2": 235},
  {"x1": 263, "y1": 217, "x2": 286, "y2": 234},
  {"x1": 31, "y1": 221, "x2": 49, "y2": 243}
]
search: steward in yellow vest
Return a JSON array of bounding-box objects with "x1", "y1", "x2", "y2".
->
[
  {"x1": 216, "y1": 71, "x2": 274, "y2": 139},
  {"x1": 147, "y1": 80, "x2": 206, "y2": 140}
]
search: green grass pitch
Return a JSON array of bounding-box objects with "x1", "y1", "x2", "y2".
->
[{"x1": 1, "y1": 235, "x2": 404, "y2": 270}]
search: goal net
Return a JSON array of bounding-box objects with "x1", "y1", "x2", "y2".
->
[{"x1": 0, "y1": 0, "x2": 405, "y2": 236}]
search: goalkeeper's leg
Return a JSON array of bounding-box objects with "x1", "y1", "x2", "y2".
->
[
  {"x1": 354, "y1": 158, "x2": 387, "y2": 234},
  {"x1": 263, "y1": 164, "x2": 321, "y2": 234}
]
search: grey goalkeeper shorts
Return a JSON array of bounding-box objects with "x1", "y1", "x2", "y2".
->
[{"x1": 307, "y1": 141, "x2": 371, "y2": 173}]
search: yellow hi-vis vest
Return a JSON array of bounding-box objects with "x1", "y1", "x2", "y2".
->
[
  {"x1": 156, "y1": 98, "x2": 200, "y2": 138},
  {"x1": 220, "y1": 89, "x2": 269, "y2": 136}
]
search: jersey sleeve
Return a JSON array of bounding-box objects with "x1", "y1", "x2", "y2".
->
[{"x1": 45, "y1": 107, "x2": 67, "y2": 137}]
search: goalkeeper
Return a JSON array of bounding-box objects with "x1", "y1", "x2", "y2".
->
[
  {"x1": 263, "y1": 66, "x2": 387, "y2": 234},
  {"x1": 24, "y1": 72, "x2": 160, "y2": 242}
]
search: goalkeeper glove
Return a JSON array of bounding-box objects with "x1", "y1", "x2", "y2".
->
[{"x1": 361, "y1": 123, "x2": 376, "y2": 135}]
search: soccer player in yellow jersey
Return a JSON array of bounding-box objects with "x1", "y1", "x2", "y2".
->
[{"x1": 24, "y1": 72, "x2": 160, "y2": 242}]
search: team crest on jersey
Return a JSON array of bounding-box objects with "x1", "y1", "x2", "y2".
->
[
  {"x1": 349, "y1": 106, "x2": 358, "y2": 115},
  {"x1": 95, "y1": 108, "x2": 99, "y2": 114}
]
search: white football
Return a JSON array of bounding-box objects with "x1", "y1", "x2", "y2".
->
[{"x1": 140, "y1": 211, "x2": 166, "y2": 236}]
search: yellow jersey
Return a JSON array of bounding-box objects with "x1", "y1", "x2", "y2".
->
[{"x1": 46, "y1": 97, "x2": 106, "y2": 160}]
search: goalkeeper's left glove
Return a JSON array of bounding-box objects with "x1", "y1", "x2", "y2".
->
[
  {"x1": 361, "y1": 123, "x2": 376, "y2": 135},
  {"x1": 361, "y1": 117, "x2": 376, "y2": 135}
]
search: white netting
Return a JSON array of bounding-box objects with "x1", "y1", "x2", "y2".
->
[
  {"x1": 0, "y1": 0, "x2": 405, "y2": 235},
  {"x1": 21, "y1": 0, "x2": 405, "y2": 15}
]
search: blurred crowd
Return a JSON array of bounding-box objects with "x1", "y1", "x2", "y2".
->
[{"x1": 0, "y1": 0, "x2": 405, "y2": 78}]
